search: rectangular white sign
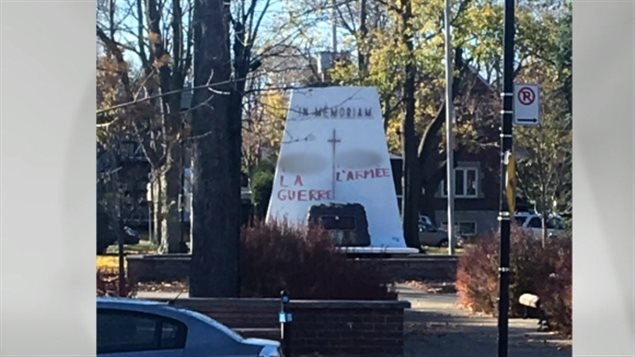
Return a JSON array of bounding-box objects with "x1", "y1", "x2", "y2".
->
[{"x1": 513, "y1": 83, "x2": 540, "y2": 126}]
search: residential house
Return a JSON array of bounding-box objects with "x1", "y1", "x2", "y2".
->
[{"x1": 390, "y1": 68, "x2": 519, "y2": 238}]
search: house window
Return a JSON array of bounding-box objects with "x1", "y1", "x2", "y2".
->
[
  {"x1": 118, "y1": 141, "x2": 145, "y2": 160},
  {"x1": 440, "y1": 221, "x2": 478, "y2": 236},
  {"x1": 118, "y1": 142, "x2": 137, "y2": 158},
  {"x1": 440, "y1": 167, "x2": 480, "y2": 198}
]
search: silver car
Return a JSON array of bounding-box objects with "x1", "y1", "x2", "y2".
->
[
  {"x1": 418, "y1": 220, "x2": 460, "y2": 248},
  {"x1": 514, "y1": 212, "x2": 565, "y2": 239},
  {"x1": 97, "y1": 297, "x2": 282, "y2": 357}
]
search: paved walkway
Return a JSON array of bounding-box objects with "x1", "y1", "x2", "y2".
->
[{"x1": 397, "y1": 284, "x2": 571, "y2": 357}]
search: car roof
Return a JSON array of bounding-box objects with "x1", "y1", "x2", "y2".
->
[
  {"x1": 97, "y1": 297, "x2": 182, "y2": 315},
  {"x1": 97, "y1": 296, "x2": 166, "y2": 307},
  {"x1": 513, "y1": 212, "x2": 564, "y2": 222},
  {"x1": 97, "y1": 297, "x2": 281, "y2": 348},
  {"x1": 514, "y1": 211, "x2": 535, "y2": 216}
]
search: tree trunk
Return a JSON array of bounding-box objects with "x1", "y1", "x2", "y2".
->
[
  {"x1": 358, "y1": 0, "x2": 368, "y2": 79},
  {"x1": 189, "y1": 0, "x2": 239, "y2": 297},
  {"x1": 400, "y1": 0, "x2": 421, "y2": 249},
  {"x1": 420, "y1": 186, "x2": 436, "y2": 221},
  {"x1": 151, "y1": 173, "x2": 163, "y2": 245},
  {"x1": 541, "y1": 212, "x2": 548, "y2": 248},
  {"x1": 145, "y1": 0, "x2": 186, "y2": 254},
  {"x1": 416, "y1": 48, "x2": 465, "y2": 226},
  {"x1": 158, "y1": 154, "x2": 183, "y2": 253}
]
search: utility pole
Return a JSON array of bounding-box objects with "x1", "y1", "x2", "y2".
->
[
  {"x1": 497, "y1": 0, "x2": 515, "y2": 355},
  {"x1": 443, "y1": 0, "x2": 456, "y2": 255}
]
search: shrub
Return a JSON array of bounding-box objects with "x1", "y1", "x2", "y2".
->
[
  {"x1": 538, "y1": 240, "x2": 572, "y2": 335},
  {"x1": 250, "y1": 170, "x2": 274, "y2": 219},
  {"x1": 249, "y1": 158, "x2": 276, "y2": 220},
  {"x1": 456, "y1": 234, "x2": 500, "y2": 314},
  {"x1": 456, "y1": 226, "x2": 571, "y2": 335},
  {"x1": 240, "y1": 222, "x2": 396, "y2": 300}
]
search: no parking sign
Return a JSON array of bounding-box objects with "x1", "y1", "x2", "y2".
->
[{"x1": 513, "y1": 84, "x2": 540, "y2": 126}]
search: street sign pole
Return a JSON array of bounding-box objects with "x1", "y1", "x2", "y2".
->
[{"x1": 498, "y1": 0, "x2": 515, "y2": 356}]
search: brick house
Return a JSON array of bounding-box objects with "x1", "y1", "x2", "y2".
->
[
  {"x1": 97, "y1": 140, "x2": 254, "y2": 243},
  {"x1": 97, "y1": 138, "x2": 153, "y2": 231},
  {"x1": 390, "y1": 153, "x2": 502, "y2": 238}
]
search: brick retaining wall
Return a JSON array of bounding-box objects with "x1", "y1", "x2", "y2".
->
[
  {"x1": 148, "y1": 297, "x2": 410, "y2": 357},
  {"x1": 127, "y1": 254, "x2": 191, "y2": 283},
  {"x1": 127, "y1": 254, "x2": 458, "y2": 284},
  {"x1": 351, "y1": 256, "x2": 459, "y2": 282}
]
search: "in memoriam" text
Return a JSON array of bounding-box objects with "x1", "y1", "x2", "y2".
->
[{"x1": 290, "y1": 105, "x2": 373, "y2": 120}]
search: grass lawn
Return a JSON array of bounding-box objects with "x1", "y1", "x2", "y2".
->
[
  {"x1": 98, "y1": 240, "x2": 159, "y2": 272},
  {"x1": 424, "y1": 246, "x2": 465, "y2": 255},
  {"x1": 105, "y1": 240, "x2": 159, "y2": 254},
  {"x1": 96, "y1": 255, "x2": 122, "y2": 271}
]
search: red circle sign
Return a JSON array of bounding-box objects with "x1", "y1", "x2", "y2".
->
[{"x1": 518, "y1": 87, "x2": 535, "y2": 105}]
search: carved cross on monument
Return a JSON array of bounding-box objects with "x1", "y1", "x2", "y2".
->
[{"x1": 327, "y1": 128, "x2": 341, "y2": 199}]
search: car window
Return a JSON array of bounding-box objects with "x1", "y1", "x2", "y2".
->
[
  {"x1": 547, "y1": 217, "x2": 562, "y2": 229},
  {"x1": 176, "y1": 308, "x2": 244, "y2": 342},
  {"x1": 528, "y1": 217, "x2": 542, "y2": 228},
  {"x1": 420, "y1": 223, "x2": 434, "y2": 232},
  {"x1": 97, "y1": 308, "x2": 187, "y2": 354}
]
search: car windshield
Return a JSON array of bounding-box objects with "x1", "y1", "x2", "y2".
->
[
  {"x1": 175, "y1": 307, "x2": 244, "y2": 342},
  {"x1": 547, "y1": 217, "x2": 562, "y2": 229},
  {"x1": 514, "y1": 217, "x2": 526, "y2": 225}
]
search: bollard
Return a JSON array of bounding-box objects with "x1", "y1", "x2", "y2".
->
[{"x1": 279, "y1": 290, "x2": 293, "y2": 357}]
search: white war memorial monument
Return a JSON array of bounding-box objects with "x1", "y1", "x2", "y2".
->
[{"x1": 266, "y1": 86, "x2": 417, "y2": 254}]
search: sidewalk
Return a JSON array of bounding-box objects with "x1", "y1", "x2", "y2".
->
[{"x1": 397, "y1": 284, "x2": 571, "y2": 357}]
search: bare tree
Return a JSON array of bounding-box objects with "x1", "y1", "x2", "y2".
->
[{"x1": 96, "y1": 0, "x2": 194, "y2": 253}]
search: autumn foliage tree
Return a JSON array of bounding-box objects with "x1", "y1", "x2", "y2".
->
[
  {"x1": 514, "y1": 3, "x2": 572, "y2": 244},
  {"x1": 323, "y1": 0, "x2": 571, "y2": 241}
]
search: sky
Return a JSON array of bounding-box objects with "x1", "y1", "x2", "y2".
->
[{"x1": 103, "y1": 0, "x2": 341, "y2": 70}]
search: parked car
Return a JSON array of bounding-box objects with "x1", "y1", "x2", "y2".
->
[
  {"x1": 418, "y1": 214, "x2": 435, "y2": 228},
  {"x1": 97, "y1": 297, "x2": 282, "y2": 357},
  {"x1": 514, "y1": 212, "x2": 565, "y2": 239},
  {"x1": 418, "y1": 216, "x2": 460, "y2": 248},
  {"x1": 97, "y1": 203, "x2": 142, "y2": 253}
]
